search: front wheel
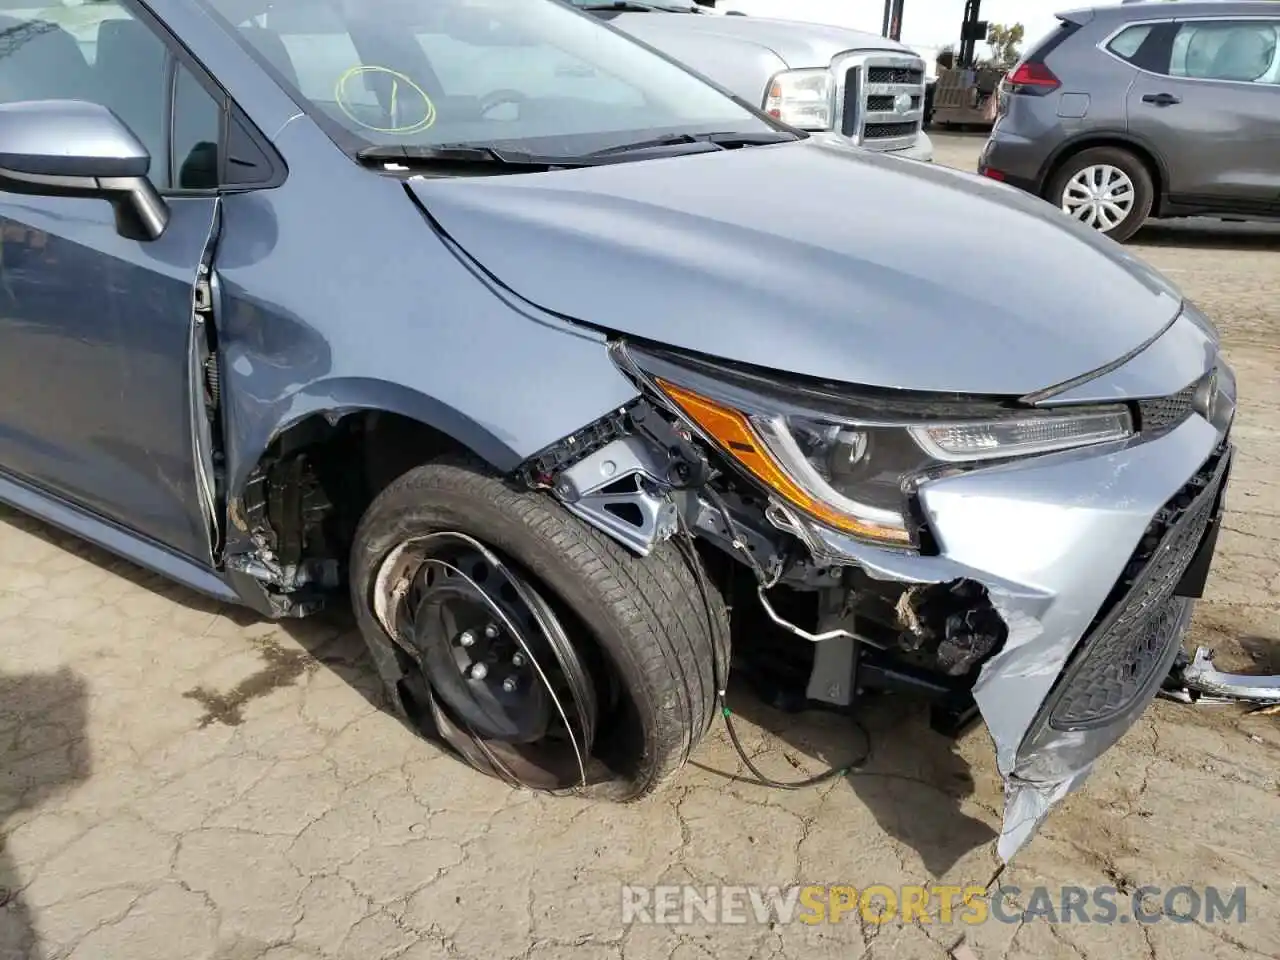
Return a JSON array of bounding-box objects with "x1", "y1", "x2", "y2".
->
[
  {"x1": 348, "y1": 455, "x2": 730, "y2": 801},
  {"x1": 1047, "y1": 146, "x2": 1154, "y2": 243}
]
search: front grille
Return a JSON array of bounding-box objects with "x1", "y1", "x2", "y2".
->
[
  {"x1": 1138, "y1": 367, "x2": 1219, "y2": 434},
  {"x1": 864, "y1": 121, "x2": 919, "y2": 140},
  {"x1": 1138, "y1": 385, "x2": 1195, "y2": 433},
  {"x1": 838, "y1": 54, "x2": 926, "y2": 149},
  {"x1": 868, "y1": 65, "x2": 924, "y2": 84},
  {"x1": 1043, "y1": 448, "x2": 1228, "y2": 730}
]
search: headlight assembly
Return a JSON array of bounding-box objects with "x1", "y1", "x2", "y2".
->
[
  {"x1": 763, "y1": 68, "x2": 835, "y2": 131},
  {"x1": 620, "y1": 348, "x2": 1134, "y2": 549}
]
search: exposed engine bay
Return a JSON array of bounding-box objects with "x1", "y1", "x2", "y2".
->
[{"x1": 518, "y1": 355, "x2": 1010, "y2": 721}]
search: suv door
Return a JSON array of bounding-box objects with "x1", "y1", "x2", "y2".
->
[
  {"x1": 0, "y1": 0, "x2": 278, "y2": 565},
  {"x1": 1125, "y1": 16, "x2": 1280, "y2": 209}
]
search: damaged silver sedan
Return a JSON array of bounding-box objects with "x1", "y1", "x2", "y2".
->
[{"x1": 0, "y1": 0, "x2": 1234, "y2": 861}]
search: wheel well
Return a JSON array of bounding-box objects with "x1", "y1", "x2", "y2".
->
[
  {"x1": 1041, "y1": 137, "x2": 1165, "y2": 216},
  {"x1": 236, "y1": 410, "x2": 474, "y2": 601}
]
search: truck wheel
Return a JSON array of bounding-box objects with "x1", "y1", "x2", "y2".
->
[
  {"x1": 1047, "y1": 146, "x2": 1154, "y2": 243},
  {"x1": 349, "y1": 454, "x2": 729, "y2": 801}
]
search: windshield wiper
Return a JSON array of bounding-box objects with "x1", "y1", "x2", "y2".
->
[
  {"x1": 575, "y1": 1, "x2": 669, "y2": 10},
  {"x1": 356, "y1": 144, "x2": 580, "y2": 168},
  {"x1": 585, "y1": 130, "x2": 800, "y2": 157}
]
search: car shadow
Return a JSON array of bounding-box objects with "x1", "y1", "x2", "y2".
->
[
  {"x1": 0, "y1": 506, "x2": 385, "y2": 727},
  {"x1": 1234, "y1": 634, "x2": 1280, "y2": 673},
  {"x1": 709, "y1": 682, "x2": 998, "y2": 878},
  {"x1": 0, "y1": 505, "x2": 996, "y2": 882},
  {"x1": 0, "y1": 666, "x2": 91, "y2": 960},
  {"x1": 1134, "y1": 219, "x2": 1280, "y2": 251}
]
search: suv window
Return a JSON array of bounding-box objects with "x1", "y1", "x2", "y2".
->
[
  {"x1": 1108, "y1": 23, "x2": 1155, "y2": 62},
  {"x1": 0, "y1": 0, "x2": 256, "y2": 189},
  {"x1": 1170, "y1": 20, "x2": 1280, "y2": 83}
]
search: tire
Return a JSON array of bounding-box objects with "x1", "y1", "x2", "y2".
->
[
  {"x1": 1046, "y1": 146, "x2": 1154, "y2": 244},
  {"x1": 348, "y1": 454, "x2": 730, "y2": 801}
]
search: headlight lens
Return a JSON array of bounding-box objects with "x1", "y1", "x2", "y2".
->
[
  {"x1": 908, "y1": 410, "x2": 1133, "y2": 462},
  {"x1": 646, "y1": 367, "x2": 1134, "y2": 549},
  {"x1": 763, "y1": 68, "x2": 834, "y2": 130}
]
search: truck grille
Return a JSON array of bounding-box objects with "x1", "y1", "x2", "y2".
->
[
  {"x1": 1042, "y1": 447, "x2": 1229, "y2": 730},
  {"x1": 837, "y1": 53, "x2": 926, "y2": 152}
]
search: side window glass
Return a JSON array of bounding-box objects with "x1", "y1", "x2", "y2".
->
[
  {"x1": 1170, "y1": 21, "x2": 1280, "y2": 84},
  {"x1": 0, "y1": 1, "x2": 231, "y2": 191},
  {"x1": 172, "y1": 66, "x2": 223, "y2": 189},
  {"x1": 0, "y1": 1, "x2": 172, "y2": 186},
  {"x1": 1108, "y1": 24, "x2": 1155, "y2": 62}
]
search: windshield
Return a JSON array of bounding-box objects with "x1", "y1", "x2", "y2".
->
[
  {"x1": 198, "y1": 0, "x2": 774, "y2": 156},
  {"x1": 566, "y1": 0, "x2": 705, "y2": 11}
]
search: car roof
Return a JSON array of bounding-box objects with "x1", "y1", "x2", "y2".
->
[{"x1": 1070, "y1": 0, "x2": 1280, "y2": 21}]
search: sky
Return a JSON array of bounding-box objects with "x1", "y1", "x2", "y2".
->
[{"x1": 714, "y1": 0, "x2": 1067, "y2": 52}]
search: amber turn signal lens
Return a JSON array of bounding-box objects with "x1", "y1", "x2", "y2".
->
[{"x1": 654, "y1": 378, "x2": 912, "y2": 546}]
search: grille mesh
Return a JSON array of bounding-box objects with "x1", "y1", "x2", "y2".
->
[
  {"x1": 864, "y1": 121, "x2": 918, "y2": 140},
  {"x1": 868, "y1": 65, "x2": 924, "y2": 84},
  {"x1": 1045, "y1": 451, "x2": 1226, "y2": 730},
  {"x1": 866, "y1": 94, "x2": 922, "y2": 112},
  {"x1": 1138, "y1": 383, "x2": 1196, "y2": 433}
]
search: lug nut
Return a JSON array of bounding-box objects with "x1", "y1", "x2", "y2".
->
[
  {"x1": 511, "y1": 653, "x2": 525, "y2": 667},
  {"x1": 459, "y1": 630, "x2": 476, "y2": 647},
  {"x1": 469, "y1": 663, "x2": 488, "y2": 680},
  {"x1": 502, "y1": 677, "x2": 518, "y2": 693},
  {"x1": 484, "y1": 623, "x2": 500, "y2": 639}
]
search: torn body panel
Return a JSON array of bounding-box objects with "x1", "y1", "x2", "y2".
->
[
  {"x1": 200, "y1": 120, "x2": 641, "y2": 613},
  {"x1": 522, "y1": 334, "x2": 1235, "y2": 862},
  {"x1": 188, "y1": 198, "x2": 226, "y2": 569}
]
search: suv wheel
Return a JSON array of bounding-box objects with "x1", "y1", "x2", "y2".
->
[
  {"x1": 349, "y1": 454, "x2": 730, "y2": 801},
  {"x1": 1047, "y1": 146, "x2": 1154, "y2": 243}
]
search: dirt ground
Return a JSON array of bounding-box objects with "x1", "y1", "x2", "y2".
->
[{"x1": 1, "y1": 133, "x2": 1277, "y2": 960}]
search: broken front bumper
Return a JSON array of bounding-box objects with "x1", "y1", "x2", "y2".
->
[{"x1": 802, "y1": 366, "x2": 1234, "y2": 860}]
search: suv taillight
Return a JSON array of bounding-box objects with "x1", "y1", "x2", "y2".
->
[{"x1": 1005, "y1": 61, "x2": 1060, "y2": 93}]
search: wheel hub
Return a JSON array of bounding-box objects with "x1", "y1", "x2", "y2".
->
[
  {"x1": 1062, "y1": 164, "x2": 1135, "y2": 232},
  {"x1": 411, "y1": 581, "x2": 551, "y2": 744},
  {"x1": 373, "y1": 531, "x2": 600, "y2": 792}
]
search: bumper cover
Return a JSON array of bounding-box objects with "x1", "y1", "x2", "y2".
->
[{"x1": 792, "y1": 351, "x2": 1234, "y2": 859}]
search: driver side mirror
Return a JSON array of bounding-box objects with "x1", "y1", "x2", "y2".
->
[{"x1": 0, "y1": 99, "x2": 169, "y2": 242}]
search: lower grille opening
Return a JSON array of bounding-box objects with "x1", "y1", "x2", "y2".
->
[{"x1": 1041, "y1": 445, "x2": 1229, "y2": 730}]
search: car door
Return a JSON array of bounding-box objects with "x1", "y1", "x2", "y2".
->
[
  {"x1": 1126, "y1": 16, "x2": 1280, "y2": 209},
  {"x1": 0, "y1": 0, "x2": 234, "y2": 564}
]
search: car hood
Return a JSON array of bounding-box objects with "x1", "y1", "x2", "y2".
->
[
  {"x1": 608, "y1": 10, "x2": 910, "y2": 67},
  {"x1": 408, "y1": 137, "x2": 1184, "y2": 395}
]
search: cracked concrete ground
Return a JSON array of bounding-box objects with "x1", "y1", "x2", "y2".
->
[{"x1": 2, "y1": 133, "x2": 1278, "y2": 960}]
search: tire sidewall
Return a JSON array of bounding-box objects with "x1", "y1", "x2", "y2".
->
[{"x1": 347, "y1": 458, "x2": 712, "y2": 800}]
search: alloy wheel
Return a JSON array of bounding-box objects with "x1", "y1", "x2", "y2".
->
[{"x1": 1061, "y1": 164, "x2": 1136, "y2": 233}]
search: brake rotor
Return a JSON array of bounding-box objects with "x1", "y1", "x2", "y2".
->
[{"x1": 373, "y1": 531, "x2": 599, "y2": 792}]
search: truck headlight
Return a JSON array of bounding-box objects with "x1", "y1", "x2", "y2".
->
[
  {"x1": 617, "y1": 346, "x2": 1134, "y2": 549},
  {"x1": 763, "y1": 68, "x2": 834, "y2": 131}
]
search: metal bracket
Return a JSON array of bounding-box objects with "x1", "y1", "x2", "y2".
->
[{"x1": 552, "y1": 436, "x2": 678, "y2": 557}]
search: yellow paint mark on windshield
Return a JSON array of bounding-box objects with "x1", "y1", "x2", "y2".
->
[{"x1": 335, "y1": 66, "x2": 436, "y2": 135}]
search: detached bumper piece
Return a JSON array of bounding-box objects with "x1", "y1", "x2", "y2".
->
[
  {"x1": 1163, "y1": 647, "x2": 1280, "y2": 706},
  {"x1": 998, "y1": 444, "x2": 1230, "y2": 858}
]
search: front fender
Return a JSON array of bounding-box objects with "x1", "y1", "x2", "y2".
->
[{"x1": 223, "y1": 375, "x2": 529, "y2": 498}]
